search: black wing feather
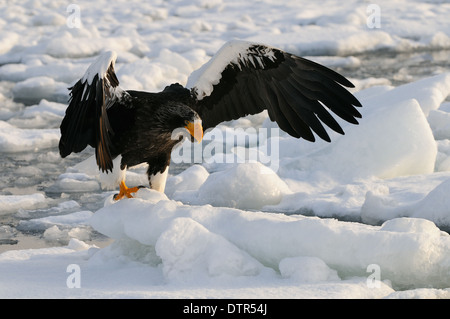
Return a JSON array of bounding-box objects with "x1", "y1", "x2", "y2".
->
[
  {"x1": 188, "y1": 41, "x2": 362, "y2": 142},
  {"x1": 59, "y1": 52, "x2": 124, "y2": 172}
]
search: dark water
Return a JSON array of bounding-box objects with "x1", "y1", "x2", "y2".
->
[{"x1": 347, "y1": 49, "x2": 450, "y2": 87}]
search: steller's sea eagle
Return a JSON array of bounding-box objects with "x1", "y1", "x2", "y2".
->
[{"x1": 59, "y1": 40, "x2": 362, "y2": 200}]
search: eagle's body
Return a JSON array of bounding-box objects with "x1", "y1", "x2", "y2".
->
[
  {"x1": 103, "y1": 86, "x2": 194, "y2": 177},
  {"x1": 59, "y1": 41, "x2": 362, "y2": 199}
]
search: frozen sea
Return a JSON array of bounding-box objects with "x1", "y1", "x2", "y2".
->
[{"x1": 1, "y1": 0, "x2": 450, "y2": 299}]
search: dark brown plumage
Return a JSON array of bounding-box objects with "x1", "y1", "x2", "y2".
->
[{"x1": 59, "y1": 40, "x2": 362, "y2": 199}]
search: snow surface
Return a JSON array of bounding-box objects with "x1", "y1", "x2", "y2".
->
[{"x1": 1, "y1": 0, "x2": 450, "y2": 299}]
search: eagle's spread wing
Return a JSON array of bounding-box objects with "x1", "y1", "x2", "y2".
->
[
  {"x1": 187, "y1": 40, "x2": 362, "y2": 142},
  {"x1": 59, "y1": 51, "x2": 126, "y2": 172}
]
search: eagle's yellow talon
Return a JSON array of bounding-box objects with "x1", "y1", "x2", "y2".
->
[{"x1": 114, "y1": 180, "x2": 140, "y2": 201}]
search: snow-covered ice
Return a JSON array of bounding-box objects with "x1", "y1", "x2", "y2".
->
[{"x1": 1, "y1": 0, "x2": 450, "y2": 299}]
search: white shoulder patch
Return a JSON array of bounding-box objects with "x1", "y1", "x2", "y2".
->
[
  {"x1": 186, "y1": 40, "x2": 277, "y2": 100},
  {"x1": 81, "y1": 51, "x2": 117, "y2": 85}
]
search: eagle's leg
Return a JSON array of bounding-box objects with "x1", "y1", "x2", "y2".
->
[
  {"x1": 113, "y1": 180, "x2": 141, "y2": 200},
  {"x1": 148, "y1": 165, "x2": 169, "y2": 193}
]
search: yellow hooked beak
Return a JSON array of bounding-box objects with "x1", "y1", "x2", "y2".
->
[{"x1": 185, "y1": 121, "x2": 203, "y2": 143}]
